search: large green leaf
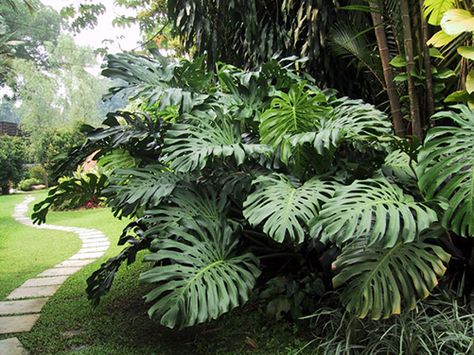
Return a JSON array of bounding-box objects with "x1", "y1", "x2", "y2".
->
[
  {"x1": 259, "y1": 83, "x2": 331, "y2": 155},
  {"x1": 140, "y1": 220, "x2": 261, "y2": 328},
  {"x1": 105, "y1": 166, "x2": 180, "y2": 218},
  {"x1": 311, "y1": 178, "x2": 438, "y2": 248},
  {"x1": 163, "y1": 111, "x2": 272, "y2": 172},
  {"x1": 243, "y1": 174, "x2": 335, "y2": 244},
  {"x1": 288, "y1": 98, "x2": 392, "y2": 156},
  {"x1": 382, "y1": 149, "x2": 417, "y2": 185},
  {"x1": 144, "y1": 186, "x2": 228, "y2": 238},
  {"x1": 423, "y1": 0, "x2": 455, "y2": 25},
  {"x1": 333, "y1": 236, "x2": 450, "y2": 320},
  {"x1": 418, "y1": 105, "x2": 474, "y2": 236}
]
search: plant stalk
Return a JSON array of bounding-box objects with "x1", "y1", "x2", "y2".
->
[
  {"x1": 400, "y1": 0, "x2": 423, "y2": 139},
  {"x1": 419, "y1": 0, "x2": 435, "y2": 121},
  {"x1": 369, "y1": 1, "x2": 406, "y2": 137}
]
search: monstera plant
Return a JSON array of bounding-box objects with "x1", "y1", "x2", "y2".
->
[{"x1": 34, "y1": 52, "x2": 461, "y2": 329}]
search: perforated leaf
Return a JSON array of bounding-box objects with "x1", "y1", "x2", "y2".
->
[
  {"x1": 140, "y1": 220, "x2": 260, "y2": 328},
  {"x1": 311, "y1": 178, "x2": 438, "y2": 248},
  {"x1": 333, "y1": 236, "x2": 450, "y2": 320},
  {"x1": 418, "y1": 105, "x2": 474, "y2": 236},
  {"x1": 243, "y1": 174, "x2": 335, "y2": 244}
]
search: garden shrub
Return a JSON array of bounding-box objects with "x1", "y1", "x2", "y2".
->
[
  {"x1": 32, "y1": 53, "x2": 474, "y2": 332},
  {"x1": 18, "y1": 177, "x2": 42, "y2": 191}
]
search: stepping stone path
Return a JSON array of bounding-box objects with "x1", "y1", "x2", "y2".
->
[{"x1": 0, "y1": 196, "x2": 110, "y2": 354}]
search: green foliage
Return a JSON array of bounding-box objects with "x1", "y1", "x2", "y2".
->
[
  {"x1": 418, "y1": 105, "x2": 474, "y2": 236},
  {"x1": 0, "y1": 135, "x2": 25, "y2": 194},
  {"x1": 243, "y1": 174, "x2": 334, "y2": 244},
  {"x1": 18, "y1": 177, "x2": 41, "y2": 191},
  {"x1": 163, "y1": 111, "x2": 272, "y2": 172},
  {"x1": 36, "y1": 53, "x2": 455, "y2": 329},
  {"x1": 32, "y1": 168, "x2": 108, "y2": 224},
  {"x1": 311, "y1": 178, "x2": 438, "y2": 248},
  {"x1": 141, "y1": 220, "x2": 260, "y2": 329},
  {"x1": 333, "y1": 236, "x2": 450, "y2": 320},
  {"x1": 308, "y1": 295, "x2": 474, "y2": 354}
]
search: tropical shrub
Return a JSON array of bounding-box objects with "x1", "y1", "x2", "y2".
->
[
  {"x1": 34, "y1": 53, "x2": 466, "y2": 330},
  {"x1": 0, "y1": 135, "x2": 25, "y2": 195},
  {"x1": 18, "y1": 177, "x2": 42, "y2": 191}
]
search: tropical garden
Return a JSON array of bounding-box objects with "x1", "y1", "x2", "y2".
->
[{"x1": 1, "y1": 0, "x2": 474, "y2": 353}]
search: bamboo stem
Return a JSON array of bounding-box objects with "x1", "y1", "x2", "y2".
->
[{"x1": 369, "y1": 1, "x2": 406, "y2": 137}]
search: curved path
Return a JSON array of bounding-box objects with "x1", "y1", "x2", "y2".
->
[{"x1": 0, "y1": 196, "x2": 110, "y2": 354}]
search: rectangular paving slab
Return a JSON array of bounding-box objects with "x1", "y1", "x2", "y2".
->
[
  {"x1": 82, "y1": 241, "x2": 109, "y2": 247},
  {"x1": 7, "y1": 285, "x2": 60, "y2": 300},
  {"x1": 56, "y1": 259, "x2": 94, "y2": 268},
  {"x1": 69, "y1": 252, "x2": 104, "y2": 260},
  {"x1": 21, "y1": 276, "x2": 68, "y2": 287},
  {"x1": 37, "y1": 267, "x2": 82, "y2": 277},
  {"x1": 78, "y1": 246, "x2": 109, "y2": 253},
  {"x1": 0, "y1": 337, "x2": 28, "y2": 355},
  {"x1": 0, "y1": 314, "x2": 40, "y2": 334},
  {"x1": 0, "y1": 298, "x2": 48, "y2": 316}
]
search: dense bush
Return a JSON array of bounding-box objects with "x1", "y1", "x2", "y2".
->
[
  {"x1": 27, "y1": 164, "x2": 48, "y2": 185},
  {"x1": 18, "y1": 177, "x2": 42, "y2": 191},
  {"x1": 0, "y1": 135, "x2": 25, "y2": 195},
  {"x1": 33, "y1": 53, "x2": 474, "y2": 332}
]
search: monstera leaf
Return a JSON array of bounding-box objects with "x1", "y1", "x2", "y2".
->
[
  {"x1": 259, "y1": 83, "x2": 331, "y2": 158},
  {"x1": 163, "y1": 111, "x2": 272, "y2": 172},
  {"x1": 243, "y1": 174, "x2": 335, "y2": 244},
  {"x1": 105, "y1": 166, "x2": 180, "y2": 217},
  {"x1": 288, "y1": 98, "x2": 392, "y2": 156},
  {"x1": 418, "y1": 105, "x2": 474, "y2": 236},
  {"x1": 140, "y1": 220, "x2": 261, "y2": 328},
  {"x1": 382, "y1": 149, "x2": 417, "y2": 185},
  {"x1": 333, "y1": 236, "x2": 450, "y2": 320},
  {"x1": 311, "y1": 178, "x2": 438, "y2": 248},
  {"x1": 144, "y1": 186, "x2": 229, "y2": 238}
]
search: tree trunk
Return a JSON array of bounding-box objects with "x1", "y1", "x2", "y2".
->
[
  {"x1": 369, "y1": 1, "x2": 406, "y2": 137},
  {"x1": 1, "y1": 184, "x2": 9, "y2": 195},
  {"x1": 419, "y1": 0, "x2": 435, "y2": 120},
  {"x1": 400, "y1": 0, "x2": 423, "y2": 139}
]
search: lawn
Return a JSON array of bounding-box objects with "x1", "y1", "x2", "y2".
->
[
  {"x1": 0, "y1": 191, "x2": 81, "y2": 300},
  {"x1": 0, "y1": 192, "x2": 310, "y2": 354}
]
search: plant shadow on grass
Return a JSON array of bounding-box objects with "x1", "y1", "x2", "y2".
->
[{"x1": 19, "y1": 254, "x2": 311, "y2": 355}]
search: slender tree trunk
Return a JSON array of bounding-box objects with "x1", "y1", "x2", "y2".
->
[
  {"x1": 369, "y1": 1, "x2": 406, "y2": 137},
  {"x1": 419, "y1": 0, "x2": 435, "y2": 120},
  {"x1": 400, "y1": 0, "x2": 423, "y2": 139},
  {"x1": 1, "y1": 184, "x2": 9, "y2": 195}
]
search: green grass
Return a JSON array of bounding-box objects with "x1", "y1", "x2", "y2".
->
[
  {"x1": 0, "y1": 191, "x2": 81, "y2": 300},
  {"x1": 1, "y1": 193, "x2": 309, "y2": 354}
]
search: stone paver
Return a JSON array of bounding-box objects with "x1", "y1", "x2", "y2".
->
[
  {"x1": 1, "y1": 196, "x2": 112, "y2": 340},
  {"x1": 0, "y1": 314, "x2": 40, "y2": 334},
  {"x1": 69, "y1": 252, "x2": 105, "y2": 260},
  {"x1": 0, "y1": 337, "x2": 28, "y2": 355},
  {"x1": 21, "y1": 276, "x2": 68, "y2": 288},
  {"x1": 37, "y1": 267, "x2": 82, "y2": 277},
  {"x1": 79, "y1": 246, "x2": 109, "y2": 252},
  {"x1": 56, "y1": 259, "x2": 95, "y2": 268},
  {"x1": 7, "y1": 285, "x2": 60, "y2": 300},
  {"x1": 0, "y1": 299, "x2": 48, "y2": 316}
]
